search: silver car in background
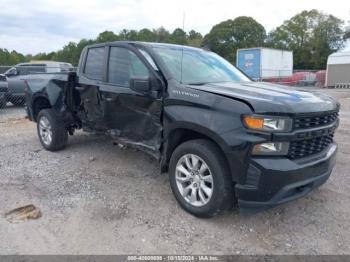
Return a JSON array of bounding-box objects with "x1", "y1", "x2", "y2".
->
[{"x1": 0, "y1": 61, "x2": 73, "y2": 108}]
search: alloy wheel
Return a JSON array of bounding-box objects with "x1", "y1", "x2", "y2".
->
[
  {"x1": 175, "y1": 154, "x2": 214, "y2": 207},
  {"x1": 39, "y1": 116, "x2": 52, "y2": 145}
]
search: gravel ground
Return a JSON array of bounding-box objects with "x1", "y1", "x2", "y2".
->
[
  {"x1": 0, "y1": 103, "x2": 26, "y2": 122},
  {"x1": 0, "y1": 88, "x2": 349, "y2": 255}
]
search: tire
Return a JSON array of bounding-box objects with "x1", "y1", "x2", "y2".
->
[
  {"x1": 169, "y1": 139, "x2": 234, "y2": 218},
  {"x1": 37, "y1": 109, "x2": 68, "y2": 151}
]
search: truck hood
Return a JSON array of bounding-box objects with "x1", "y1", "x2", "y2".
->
[{"x1": 188, "y1": 81, "x2": 339, "y2": 114}]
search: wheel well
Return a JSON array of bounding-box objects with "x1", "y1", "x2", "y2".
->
[
  {"x1": 161, "y1": 128, "x2": 229, "y2": 173},
  {"x1": 32, "y1": 97, "x2": 51, "y2": 121}
]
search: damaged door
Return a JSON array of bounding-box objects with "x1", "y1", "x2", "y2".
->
[
  {"x1": 76, "y1": 46, "x2": 107, "y2": 131},
  {"x1": 99, "y1": 44, "x2": 163, "y2": 157}
]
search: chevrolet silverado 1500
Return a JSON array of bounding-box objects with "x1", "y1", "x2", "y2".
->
[{"x1": 24, "y1": 42, "x2": 339, "y2": 217}]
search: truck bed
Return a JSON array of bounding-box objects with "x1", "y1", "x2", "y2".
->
[
  {"x1": 21, "y1": 72, "x2": 71, "y2": 92},
  {"x1": 25, "y1": 72, "x2": 78, "y2": 122}
]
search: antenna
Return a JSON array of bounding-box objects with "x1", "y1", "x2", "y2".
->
[{"x1": 180, "y1": 11, "x2": 185, "y2": 84}]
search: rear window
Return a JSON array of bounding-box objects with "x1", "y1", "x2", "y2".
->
[{"x1": 84, "y1": 47, "x2": 105, "y2": 80}]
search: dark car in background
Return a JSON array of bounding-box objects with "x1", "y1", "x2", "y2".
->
[{"x1": 0, "y1": 61, "x2": 73, "y2": 108}]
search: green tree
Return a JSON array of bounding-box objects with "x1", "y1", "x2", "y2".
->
[
  {"x1": 52, "y1": 42, "x2": 79, "y2": 65},
  {"x1": 346, "y1": 29, "x2": 350, "y2": 39},
  {"x1": 138, "y1": 28, "x2": 158, "y2": 42},
  {"x1": 203, "y1": 16, "x2": 266, "y2": 63},
  {"x1": 119, "y1": 29, "x2": 129, "y2": 40},
  {"x1": 154, "y1": 27, "x2": 170, "y2": 42},
  {"x1": 96, "y1": 31, "x2": 119, "y2": 43},
  {"x1": 188, "y1": 30, "x2": 202, "y2": 40},
  {"x1": 169, "y1": 28, "x2": 187, "y2": 44},
  {"x1": 125, "y1": 30, "x2": 139, "y2": 41},
  {"x1": 117, "y1": 29, "x2": 138, "y2": 41},
  {"x1": 268, "y1": 10, "x2": 344, "y2": 69},
  {"x1": 0, "y1": 48, "x2": 28, "y2": 65},
  {"x1": 8, "y1": 51, "x2": 25, "y2": 65},
  {"x1": 345, "y1": 18, "x2": 350, "y2": 39},
  {"x1": 187, "y1": 30, "x2": 203, "y2": 47},
  {"x1": 31, "y1": 52, "x2": 56, "y2": 61}
]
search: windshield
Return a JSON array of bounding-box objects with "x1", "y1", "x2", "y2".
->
[
  {"x1": 4, "y1": 67, "x2": 16, "y2": 75},
  {"x1": 152, "y1": 45, "x2": 251, "y2": 85}
]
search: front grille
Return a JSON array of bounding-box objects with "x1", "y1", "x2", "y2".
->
[
  {"x1": 288, "y1": 133, "x2": 334, "y2": 159},
  {"x1": 294, "y1": 111, "x2": 338, "y2": 130}
]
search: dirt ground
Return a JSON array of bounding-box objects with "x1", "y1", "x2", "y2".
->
[{"x1": 0, "y1": 88, "x2": 349, "y2": 255}]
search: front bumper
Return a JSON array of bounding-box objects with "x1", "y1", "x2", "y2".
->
[{"x1": 236, "y1": 143, "x2": 337, "y2": 213}]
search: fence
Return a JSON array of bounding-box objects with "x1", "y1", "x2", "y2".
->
[
  {"x1": 0, "y1": 66, "x2": 25, "y2": 121},
  {"x1": 0, "y1": 65, "x2": 77, "y2": 113},
  {"x1": 256, "y1": 69, "x2": 326, "y2": 87}
]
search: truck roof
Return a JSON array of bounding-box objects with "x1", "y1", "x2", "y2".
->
[
  {"x1": 16, "y1": 61, "x2": 73, "y2": 67},
  {"x1": 85, "y1": 41, "x2": 208, "y2": 52}
]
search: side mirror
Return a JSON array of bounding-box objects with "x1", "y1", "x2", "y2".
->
[
  {"x1": 130, "y1": 77, "x2": 151, "y2": 93},
  {"x1": 129, "y1": 77, "x2": 161, "y2": 94}
]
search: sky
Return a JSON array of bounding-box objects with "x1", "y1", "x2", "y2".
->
[{"x1": 0, "y1": 0, "x2": 349, "y2": 55}]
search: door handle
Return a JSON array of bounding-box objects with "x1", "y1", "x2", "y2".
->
[{"x1": 75, "y1": 86, "x2": 85, "y2": 91}]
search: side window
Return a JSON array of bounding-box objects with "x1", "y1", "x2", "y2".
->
[
  {"x1": 16, "y1": 66, "x2": 27, "y2": 75},
  {"x1": 36, "y1": 66, "x2": 46, "y2": 73},
  {"x1": 28, "y1": 65, "x2": 45, "y2": 73},
  {"x1": 108, "y1": 47, "x2": 150, "y2": 87},
  {"x1": 6, "y1": 67, "x2": 16, "y2": 75},
  {"x1": 84, "y1": 47, "x2": 105, "y2": 80}
]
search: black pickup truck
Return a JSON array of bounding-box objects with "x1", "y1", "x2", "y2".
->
[{"x1": 25, "y1": 41, "x2": 339, "y2": 217}]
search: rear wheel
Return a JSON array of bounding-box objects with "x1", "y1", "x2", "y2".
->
[
  {"x1": 37, "y1": 109, "x2": 68, "y2": 151},
  {"x1": 169, "y1": 139, "x2": 234, "y2": 218}
]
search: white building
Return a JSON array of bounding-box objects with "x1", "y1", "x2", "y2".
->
[{"x1": 326, "y1": 41, "x2": 350, "y2": 87}]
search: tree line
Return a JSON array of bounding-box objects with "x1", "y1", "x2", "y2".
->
[{"x1": 0, "y1": 9, "x2": 349, "y2": 69}]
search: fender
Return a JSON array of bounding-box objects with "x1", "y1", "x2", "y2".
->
[
  {"x1": 162, "y1": 120, "x2": 251, "y2": 181},
  {"x1": 164, "y1": 121, "x2": 231, "y2": 152},
  {"x1": 28, "y1": 79, "x2": 67, "y2": 121},
  {"x1": 162, "y1": 87, "x2": 255, "y2": 180}
]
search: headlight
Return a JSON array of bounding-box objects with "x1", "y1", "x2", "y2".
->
[
  {"x1": 253, "y1": 142, "x2": 290, "y2": 156},
  {"x1": 243, "y1": 115, "x2": 292, "y2": 132}
]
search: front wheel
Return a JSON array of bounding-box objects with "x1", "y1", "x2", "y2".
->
[
  {"x1": 37, "y1": 109, "x2": 68, "y2": 151},
  {"x1": 169, "y1": 139, "x2": 234, "y2": 218}
]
